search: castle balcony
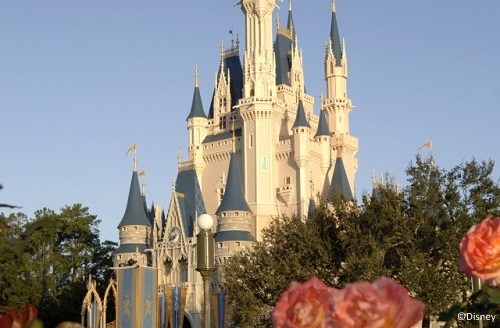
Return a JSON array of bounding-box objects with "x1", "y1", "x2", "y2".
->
[{"x1": 277, "y1": 184, "x2": 295, "y2": 205}]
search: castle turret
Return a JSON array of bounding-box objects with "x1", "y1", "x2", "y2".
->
[
  {"x1": 215, "y1": 152, "x2": 255, "y2": 264},
  {"x1": 292, "y1": 100, "x2": 311, "y2": 217},
  {"x1": 323, "y1": 0, "x2": 358, "y2": 197},
  {"x1": 113, "y1": 160, "x2": 152, "y2": 267},
  {"x1": 314, "y1": 109, "x2": 331, "y2": 175},
  {"x1": 187, "y1": 67, "x2": 208, "y2": 175}
]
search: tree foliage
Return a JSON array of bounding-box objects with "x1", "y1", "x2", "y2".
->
[
  {"x1": 0, "y1": 204, "x2": 117, "y2": 327},
  {"x1": 222, "y1": 156, "x2": 500, "y2": 326}
]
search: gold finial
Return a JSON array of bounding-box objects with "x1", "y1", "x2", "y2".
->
[
  {"x1": 289, "y1": 0, "x2": 292, "y2": 11},
  {"x1": 141, "y1": 179, "x2": 146, "y2": 197},
  {"x1": 231, "y1": 118, "x2": 236, "y2": 152},
  {"x1": 177, "y1": 148, "x2": 182, "y2": 166},
  {"x1": 125, "y1": 142, "x2": 137, "y2": 172},
  {"x1": 194, "y1": 65, "x2": 199, "y2": 88},
  {"x1": 332, "y1": 0, "x2": 336, "y2": 13}
]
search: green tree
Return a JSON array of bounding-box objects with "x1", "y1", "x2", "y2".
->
[
  {"x1": 222, "y1": 155, "x2": 500, "y2": 326},
  {"x1": 0, "y1": 204, "x2": 117, "y2": 327}
]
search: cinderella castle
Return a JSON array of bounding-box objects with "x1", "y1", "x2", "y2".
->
[{"x1": 105, "y1": 1, "x2": 358, "y2": 326}]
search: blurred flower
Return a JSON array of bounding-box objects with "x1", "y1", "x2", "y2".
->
[
  {"x1": 0, "y1": 303, "x2": 41, "y2": 328},
  {"x1": 273, "y1": 277, "x2": 424, "y2": 328},
  {"x1": 273, "y1": 277, "x2": 335, "y2": 327},
  {"x1": 459, "y1": 217, "x2": 500, "y2": 286}
]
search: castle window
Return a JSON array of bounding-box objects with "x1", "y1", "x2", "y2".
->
[
  {"x1": 134, "y1": 226, "x2": 138, "y2": 231},
  {"x1": 250, "y1": 134, "x2": 253, "y2": 148},
  {"x1": 219, "y1": 97, "x2": 227, "y2": 109},
  {"x1": 118, "y1": 255, "x2": 122, "y2": 260},
  {"x1": 285, "y1": 176, "x2": 291, "y2": 185},
  {"x1": 218, "y1": 243, "x2": 224, "y2": 248},
  {"x1": 250, "y1": 89, "x2": 254, "y2": 97},
  {"x1": 218, "y1": 187, "x2": 225, "y2": 204},
  {"x1": 219, "y1": 115, "x2": 227, "y2": 129},
  {"x1": 236, "y1": 242, "x2": 241, "y2": 247}
]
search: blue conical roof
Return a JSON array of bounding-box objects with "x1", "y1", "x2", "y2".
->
[
  {"x1": 118, "y1": 171, "x2": 152, "y2": 228},
  {"x1": 314, "y1": 110, "x2": 330, "y2": 137},
  {"x1": 216, "y1": 153, "x2": 252, "y2": 214},
  {"x1": 307, "y1": 198, "x2": 316, "y2": 218},
  {"x1": 187, "y1": 86, "x2": 206, "y2": 119},
  {"x1": 330, "y1": 4, "x2": 343, "y2": 66},
  {"x1": 331, "y1": 158, "x2": 353, "y2": 200},
  {"x1": 292, "y1": 100, "x2": 311, "y2": 128}
]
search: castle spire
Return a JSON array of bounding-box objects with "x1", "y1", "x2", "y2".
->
[
  {"x1": 330, "y1": 0, "x2": 342, "y2": 66},
  {"x1": 117, "y1": 167, "x2": 151, "y2": 228},
  {"x1": 187, "y1": 66, "x2": 207, "y2": 119},
  {"x1": 287, "y1": 0, "x2": 295, "y2": 37},
  {"x1": 216, "y1": 153, "x2": 251, "y2": 214}
]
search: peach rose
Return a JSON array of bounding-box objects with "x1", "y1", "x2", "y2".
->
[
  {"x1": 273, "y1": 277, "x2": 335, "y2": 328},
  {"x1": 459, "y1": 217, "x2": 500, "y2": 285},
  {"x1": 330, "y1": 278, "x2": 424, "y2": 328}
]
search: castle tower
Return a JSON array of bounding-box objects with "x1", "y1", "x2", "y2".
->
[
  {"x1": 292, "y1": 100, "x2": 311, "y2": 217},
  {"x1": 215, "y1": 152, "x2": 255, "y2": 264},
  {"x1": 238, "y1": 0, "x2": 281, "y2": 239},
  {"x1": 113, "y1": 157, "x2": 152, "y2": 267},
  {"x1": 323, "y1": 0, "x2": 358, "y2": 197},
  {"x1": 187, "y1": 67, "x2": 208, "y2": 183}
]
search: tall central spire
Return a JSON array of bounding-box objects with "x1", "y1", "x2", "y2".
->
[{"x1": 330, "y1": 0, "x2": 342, "y2": 66}]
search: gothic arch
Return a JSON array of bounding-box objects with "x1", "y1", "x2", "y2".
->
[{"x1": 81, "y1": 277, "x2": 103, "y2": 327}]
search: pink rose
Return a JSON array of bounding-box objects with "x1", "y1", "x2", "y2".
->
[
  {"x1": 459, "y1": 217, "x2": 500, "y2": 285},
  {"x1": 330, "y1": 278, "x2": 424, "y2": 328},
  {"x1": 273, "y1": 277, "x2": 424, "y2": 328},
  {"x1": 273, "y1": 277, "x2": 334, "y2": 328}
]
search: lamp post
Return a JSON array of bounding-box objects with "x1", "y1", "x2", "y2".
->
[{"x1": 196, "y1": 214, "x2": 216, "y2": 328}]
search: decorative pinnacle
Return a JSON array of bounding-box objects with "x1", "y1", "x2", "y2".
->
[
  {"x1": 332, "y1": 0, "x2": 336, "y2": 12},
  {"x1": 194, "y1": 65, "x2": 199, "y2": 88},
  {"x1": 289, "y1": 0, "x2": 292, "y2": 11},
  {"x1": 231, "y1": 119, "x2": 236, "y2": 152}
]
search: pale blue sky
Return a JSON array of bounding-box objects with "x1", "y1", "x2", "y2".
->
[{"x1": 1, "y1": 0, "x2": 499, "y2": 243}]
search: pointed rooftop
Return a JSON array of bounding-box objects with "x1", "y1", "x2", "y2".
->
[
  {"x1": 330, "y1": 0, "x2": 343, "y2": 66},
  {"x1": 187, "y1": 67, "x2": 207, "y2": 119},
  {"x1": 330, "y1": 158, "x2": 354, "y2": 200},
  {"x1": 314, "y1": 110, "x2": 330, "y2": 137},
  {"x1": 307, "y1": 198, "x2": 316, "y2": 218},
  {"x1": 208, "y1": 44, "x2": 243, "y2": 119},
  {"x1": 292, "y1": 100, "x2": 311, "y2": 128},
  {"x1": 216, "y1": 153, "x2": 252, "y2": 214},
  {"x1": 175, "y1": 168, "x2": 207, "y2": 237},
  {"x1": 287, "y1": 0, "x2": 295, "y2": 38},
  {"x1": 118, "y1": 171, "x2": 152, "y2": 228}
]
